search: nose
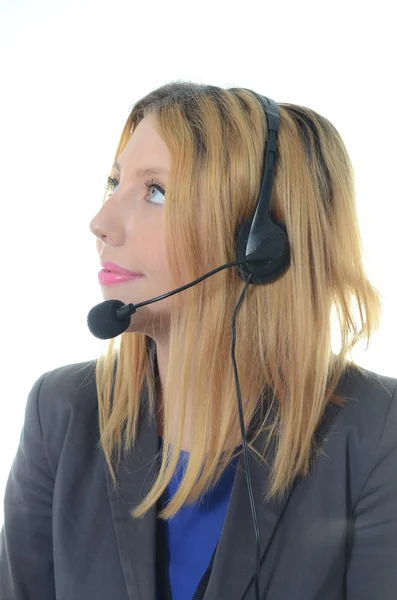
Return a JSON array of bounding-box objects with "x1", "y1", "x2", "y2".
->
[
  {"x1": 90, "y1": 216, "x2": 106, "y2": 241},
  {"x1": 90, "y1": 216, "x2": 105, "y2": 240},
  {"x1": 89, "y1": 190, "x2": 129, "y2": 246},
  {"x1": 89, "y1": 216, "x2": 120, "y2": 246}
]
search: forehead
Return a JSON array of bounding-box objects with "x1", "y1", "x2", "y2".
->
[{"x1": 116, "y1": 117, "x2": 170, "y2": 168}]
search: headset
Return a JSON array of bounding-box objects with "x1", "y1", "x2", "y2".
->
[{"x1": 87, "y1": 88, "x2": 291, "y2": 600}]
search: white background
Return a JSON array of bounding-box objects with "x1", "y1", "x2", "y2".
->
[{"x1": 0, "y1": 0, "x2": 396, "y2": 526}]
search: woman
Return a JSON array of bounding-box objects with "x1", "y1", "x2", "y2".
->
[{"x1": 0, "y1": 82, "x2": 396, "y2": 600}]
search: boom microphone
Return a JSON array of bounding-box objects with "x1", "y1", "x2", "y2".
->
[
  {"x1": 87, "y1": 258, "x2": 249, "y2": 340},
  {"x1": 87, "y1": 299, "x2": 129, "y2": 340}
]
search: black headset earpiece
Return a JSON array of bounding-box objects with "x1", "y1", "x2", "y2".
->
[
  {"x1": 235, "y1": 217, "x2": 290, "y2": 284},
  {"x1": 231, "y1": 90, "x2": 291, "y2": 285}
]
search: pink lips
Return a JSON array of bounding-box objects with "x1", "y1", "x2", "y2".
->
[{"x1": 98, "y1": 261, "x2": 144, "y2": 286}]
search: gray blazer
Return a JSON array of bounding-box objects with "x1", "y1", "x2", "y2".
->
[{"x1": 0, "y1": 358, "x2": 396, "y2": 600}]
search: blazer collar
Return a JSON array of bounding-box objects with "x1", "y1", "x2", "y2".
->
[
  {"x1": 104, "y1": 379, "x2": 160, "y2": 600},
  {"x1": 104, "y1": 374, "x2": 309, "y2": 600}
]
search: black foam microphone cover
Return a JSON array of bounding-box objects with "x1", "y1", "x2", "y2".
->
[{"x1": 87, "y1": 299, "x2": 131, "y2": 340}]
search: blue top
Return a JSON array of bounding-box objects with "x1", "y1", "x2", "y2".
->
[{"x1": 156, "y1": 443, "x2": 240, "y2": 600}]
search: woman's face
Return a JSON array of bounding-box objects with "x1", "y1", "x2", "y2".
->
[{"x1": 89, "y1": 116, "x2": 173, "y2": 339}]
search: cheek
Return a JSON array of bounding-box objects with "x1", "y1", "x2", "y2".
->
[
  {"x1": 150, "y1": 233, "x2": 170, "y2": 276},
  {"x1": 150, "y1": 237, "x2": 168, "y2": 270}
]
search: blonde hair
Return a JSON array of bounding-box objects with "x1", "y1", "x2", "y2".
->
[{"x1": 94, "y1": 82, "x2": 382, "y2": 520}]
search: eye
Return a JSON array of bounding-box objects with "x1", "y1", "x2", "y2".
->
[
  {"x1": 105, "y1": 175, "x2": 165, "y2": 206},
  {"x1": 143, "y1": 178, "x2": 165, "y2": 206},
  {"x1": 106, "y1": 176, "x2": 119, "y2": 195}
]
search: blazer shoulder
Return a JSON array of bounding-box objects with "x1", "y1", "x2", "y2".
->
[
  {"x1": 30, "y1": 359, "x2": 99, "y2": 469},
  {"x1": 37, "y1": 358, "x2": 98, "y2": 414},
  {"x1": 325, "y1": 364, "x2": 397, "y2": 504},
  {"x1": 40, "y1": 358, "x2": 98, "y2": 396},
  {"x1": 336, "y1": 363, "x2": 397, "y2": 427}
]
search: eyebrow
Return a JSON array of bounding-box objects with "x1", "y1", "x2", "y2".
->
[{"x1": 112, "y1": 160, "x2": 168, "y2": 177}]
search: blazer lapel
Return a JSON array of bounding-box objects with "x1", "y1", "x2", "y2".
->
[
  {"x1": 105, "y1": 374, "x2": 303, "y2": 600},
  {"x1": 105, "y1": 381, "x2": 160, "y2": 600},
  {"x1": 203, "y1": 394, "x2": 341, "y2": 600},
  {"x1": 203, "y1": 428, "x2": 298, "y2": 600},
  {"x1": 105, "y1": 391, "x2": 297, "y2": 600}
]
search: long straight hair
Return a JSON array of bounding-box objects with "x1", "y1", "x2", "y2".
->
[{"x1": 94, "y1": 82, "x2": 382, "y2": 519}]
